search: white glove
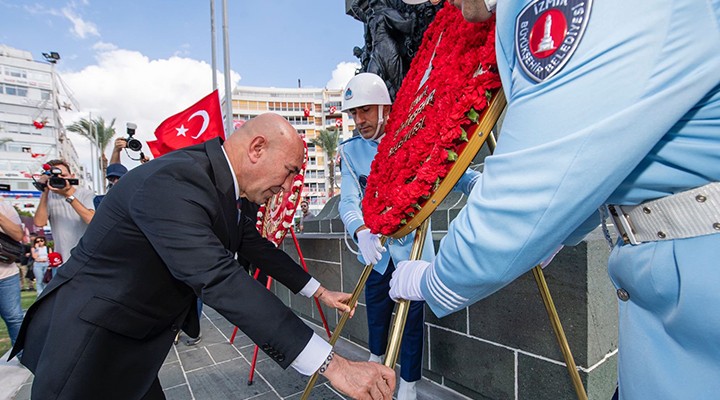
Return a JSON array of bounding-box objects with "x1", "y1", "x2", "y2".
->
[
  {"x1": 389, "y1": 260, "x2": 430, "y2": 302},
  {"x1": 356, "y1": 228, "x2": 386, "y2": 265}
]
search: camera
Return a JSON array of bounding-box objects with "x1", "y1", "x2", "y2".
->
[
  {"x1": 125, "y1": 123, "x2": 143, "y2": 152},
  {"x1": 32, "y1": 165, "x2": 79, "y2": 191}
]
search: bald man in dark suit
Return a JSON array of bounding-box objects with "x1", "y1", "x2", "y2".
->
[{"x1": 11, "y1": 113, "x2": 395, "y2": 400}]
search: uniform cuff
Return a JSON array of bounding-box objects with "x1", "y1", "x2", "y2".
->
[
  {"x1": 290, "y1": 333, "x2": 333, "y2": 375},
  {"x1": 348, "y1": 220, "x2": 365, "y2": 241},
  {"x1": 420, "y1": 260, "x2": 469, "y2": 318},
  {"x1": 299, "y1": 277, "x2": 321, "y2": 298}
]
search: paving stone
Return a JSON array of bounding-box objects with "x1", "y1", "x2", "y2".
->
[
  {"x1": 246, "y1": 391, "x2": 282, "y2": 400},
  {"x1": 231, "y1": 333, "x2": 255, "y2": 349},
  {"x1": 178, "y1": 347, "x2": 215, "y2": 372},
  {"x1": 253, "y1": 358, "x2": 311, "y2": 398},
  {"x1": 159, "y1": 361, "x2": 186, "y2": 389},
  {"x1": 164, "y1": 383, "x2": 193, "y2": 400},
  {"x1": 206, "y1": 342, "x2": 243, "y2": 364},
  {"x1": 164, "y1": 347, "x2": 179, "y2": 364},
  {"x1": 186, "y1": 359, "x2": 272, "y2": 399},
  {"x1": 285, "y1": 383, "x2": 345, "y2": 400}
]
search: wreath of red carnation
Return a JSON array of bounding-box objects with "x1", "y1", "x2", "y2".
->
[
  {"x1": 256, "y1": 143, "x2": 308, "y2": 246},
  {"x1": 362, "y1": 4, "x2": 501, "y2": 236}
]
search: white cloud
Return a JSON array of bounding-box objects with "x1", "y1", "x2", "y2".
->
[
  {"x1": 326, "y1": 62, "x2": 360, "y2": 90},
  {"x1": 59, "y1": 45, "x2": 241, "y2": 173},
  {"x1": 92, "y1": 41, "x2": 117, "y2": 52},
  {"x1": 61, "y1": 6, "x2": 99, "y2": 39}
]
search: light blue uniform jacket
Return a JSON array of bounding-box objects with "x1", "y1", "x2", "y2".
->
[
  {"x1": 339, "y1": 136, "x2": 479, "y2": 274},
  {"x1": 420, "y1": 1, "x2": 720, "y2": 398}
]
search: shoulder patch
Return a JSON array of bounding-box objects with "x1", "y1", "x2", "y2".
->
[{"x1": 515, "y1": 0, "x2": 592, "y2": 83}]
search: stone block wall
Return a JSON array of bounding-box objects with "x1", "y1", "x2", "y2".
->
[{"x1": 273, "y1": 224, "x2": 618, "y2": 400}]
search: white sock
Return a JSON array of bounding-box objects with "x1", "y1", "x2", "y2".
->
[
  {"x1": 368, "y1": 353, "x2": 384, "y2": 363},
  {"x1": 397, "y1": 378, "x2": 417, "y2": 400}
]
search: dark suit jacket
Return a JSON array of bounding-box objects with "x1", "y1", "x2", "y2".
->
[{"x1": 11, "y1": 139, "x2": 315, "y2": 399}]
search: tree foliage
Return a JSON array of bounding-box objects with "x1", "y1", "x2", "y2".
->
[
  {"x1": 309, "y1": 129, "x2": 340, "y2": 197},
  {"x1": 66, "y1": 117, "x2": 116, "y2": 181}
]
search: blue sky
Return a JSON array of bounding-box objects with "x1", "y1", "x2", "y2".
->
[
  {"x1": 1, "y1": 0, "x2": 364, "y2": 88},
  {"x1": 0, "y1": 0, "x2": 364, "y2": 170}
]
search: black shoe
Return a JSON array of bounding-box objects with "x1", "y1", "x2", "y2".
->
[{"x1": 184, "y1": 334, "x2": 202, "y2": 346}]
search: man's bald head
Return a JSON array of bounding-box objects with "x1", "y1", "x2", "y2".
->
[
  {"x1": 227, "y1": 113, "x2": 302, "y2": 146},
  {"x1": 224, "y1": 113, "x2": 305, "y2": 204}
]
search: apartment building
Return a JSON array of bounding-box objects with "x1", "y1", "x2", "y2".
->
[
  {"x1": 0, "y1": 44, "x2": 84, "y2": 213},
  {"x1": 231, "y1": 86, "x2": 354, "y2": 216}
]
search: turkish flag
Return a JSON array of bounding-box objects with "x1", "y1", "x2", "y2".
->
[
  {"x1": 151, "y1": 90, "x2": 224, "y2": 157},
  {"x1": 145, "y1": 140, "x2": 174, "y2": 159}
]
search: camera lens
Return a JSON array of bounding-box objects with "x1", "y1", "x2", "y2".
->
[
  {"x1": 49, "y1": 176, "x2": 66, "y2": 189},
  {"x1": 127, "y1": 138, "x2": 142, "y2": 152}
]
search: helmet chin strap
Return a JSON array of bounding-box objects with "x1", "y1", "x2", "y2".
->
[{"x1": 364, "y1": 105, "x2": 386, "y2": 142}]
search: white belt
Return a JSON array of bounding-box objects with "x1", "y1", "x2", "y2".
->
[{"x1": 606, "y1": 182, "x2": 720, "y2": 245}]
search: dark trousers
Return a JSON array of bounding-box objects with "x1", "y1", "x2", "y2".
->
[{"x1": 365, "y1": 261, "x2": 424, "y2": 382}]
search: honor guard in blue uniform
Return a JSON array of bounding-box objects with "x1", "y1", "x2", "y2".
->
[
  {"x1": 392, "y1": 1, "x2": 720, "y2": 399},
  {"x1": 339, "y1": 73, "x2": 479, "y2": 400}
]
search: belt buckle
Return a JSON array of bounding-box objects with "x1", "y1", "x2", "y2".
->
[{"x1": 607, "y1": 205, "x2": 639, "y2": 245}]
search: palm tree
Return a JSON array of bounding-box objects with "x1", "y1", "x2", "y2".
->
[
  {"x1": 66, "y1": 117, "x2": 116, "y2": 181},
  {"x1": 309, "y1": 128, "x2": 340, "y2": 197}
]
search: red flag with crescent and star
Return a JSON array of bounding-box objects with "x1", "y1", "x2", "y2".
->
[{"x1": 148, "y1": 90, "x2": 224, "y2": 157}]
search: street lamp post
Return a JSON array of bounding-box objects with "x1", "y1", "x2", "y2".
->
[{"x1": 43, "y1": 51, "x2": 62, "y2": 173}]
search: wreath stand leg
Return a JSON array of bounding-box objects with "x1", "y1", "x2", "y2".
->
[
  {"x1": 290, "y1": 229, "x2": 332, "y2": 339},
  {"x1": 383, "y1": 218, "x2": 430, "y2": 370},
  {"x1": 300, "y1": 237, "x2": 388, "y2": 400}
]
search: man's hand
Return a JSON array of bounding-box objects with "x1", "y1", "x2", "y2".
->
[
  {"x1": 389, "y1": 260, "x2": 430, "y2": 302},
  {"x1": 322, "y1": 353, "x2": 396, "y2": 400},
  {"x1": 317, "y1": 288, "x2": 356, "y2": 317},
  {"x1": 114, "y1": 138, "x2": 128, "y2": 151},
  {"x1": 356, "y1": 228, "x2": 385, "y2": 265},
  {"x1": 110, "y1": 138, "x2": 128, "y2": 164},
  {"x1": 36, "y1": 175, "x2": 49, "y2": 192}
]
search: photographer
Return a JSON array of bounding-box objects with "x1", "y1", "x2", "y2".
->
[
  {"x1": 93, "y1": 162, "x2": 127, "y2": 209},
  {"x1": 33, "y1": 159, "x2": 95, "y2": 269},
  {"x1": 0, "y1": 198, "x2": 23, "y2": 346},
  {"x1": 94, "y1": 131, "x2": 148, "y2": 210},
  {"x1": 109, "y1": 136, "x2": 149, "y2": 166}
]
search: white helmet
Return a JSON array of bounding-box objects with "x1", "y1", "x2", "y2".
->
[{"x1": 341, "y1": 73, "x2": 392, "y2": 112}]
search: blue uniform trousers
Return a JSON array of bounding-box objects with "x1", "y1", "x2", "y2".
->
[{"x1": 366, "y1": 260, "x2": 424, "y2": 382}]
